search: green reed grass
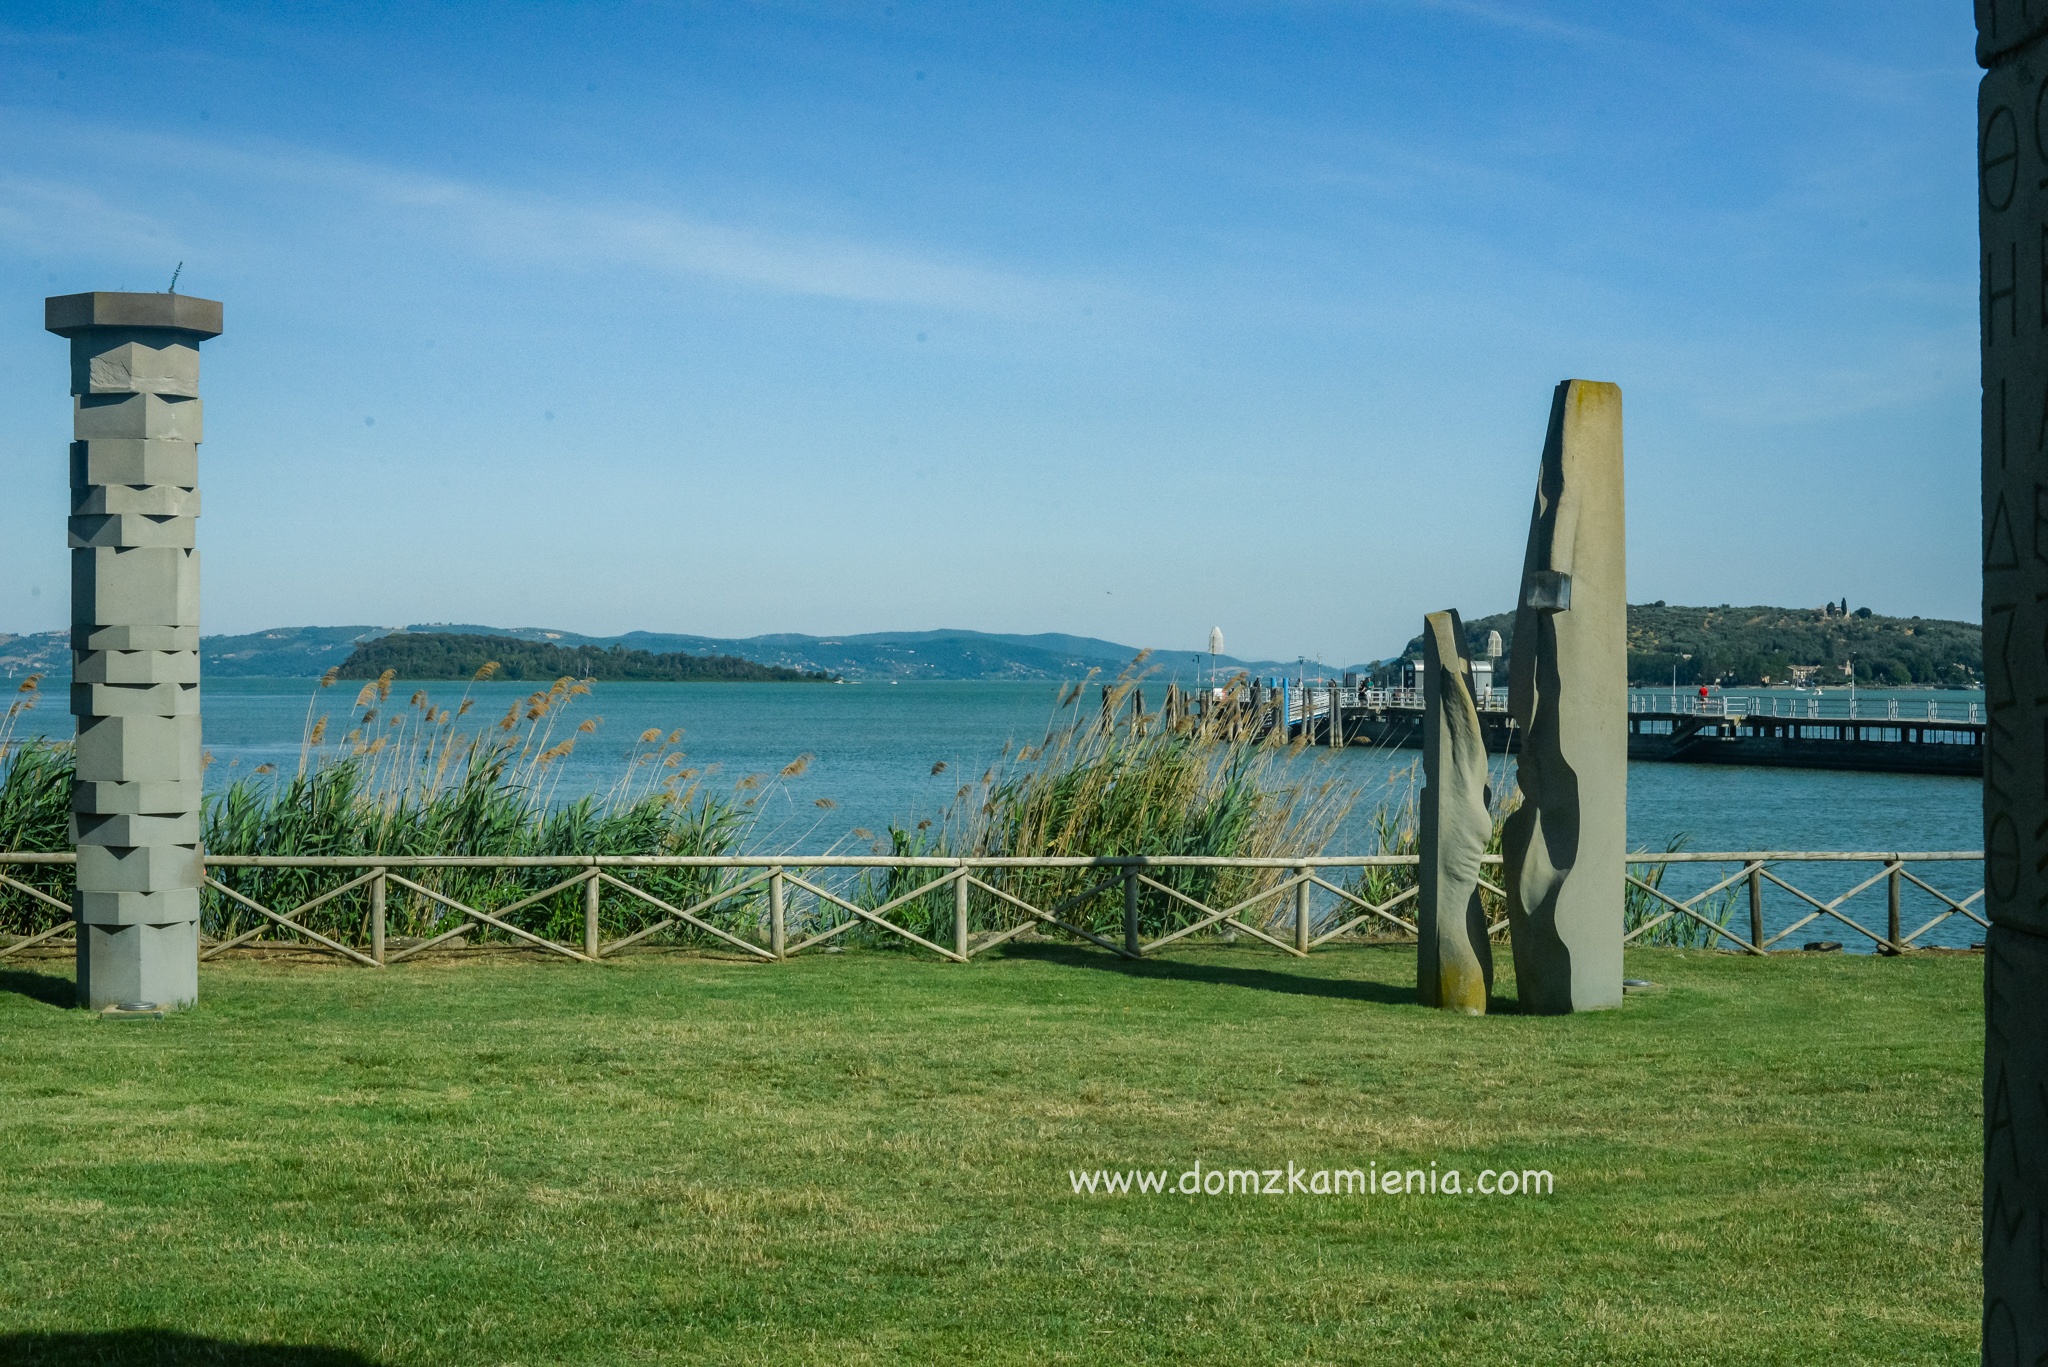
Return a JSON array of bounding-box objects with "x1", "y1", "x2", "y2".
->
[
  {"x1": 0, "y1": 669, "x2": 772, "y2": 947},
  {"x1": 1625, "y1": 834, "x2": 1740, "y2": 949},
  {"x1": 860, "y1": 662, "x2": 1362, "y2": 945},
  {"x1": 0, "y1": 663, "x2": 1397, "y2": 954}
]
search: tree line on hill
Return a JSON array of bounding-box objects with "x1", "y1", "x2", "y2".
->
[
  {"x1": 1391, "y1": 603, "x2": 1980, "y2": 688},
  {"x1": 334, "y1": 633, "x2": 839, "y2": 683}
]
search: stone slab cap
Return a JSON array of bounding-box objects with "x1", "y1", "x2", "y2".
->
[
  {"x1": 71, "y1": 680, "x2": 201, "y2": 718},
  {"x1": 1979, "y1": 0, "x2": 2048, "y2": 65},
  {"x1": 74, "y1": 393, "x2": 202, "y2": 443},
  {"x1": 72, "y1": 779, "x2": 202, "y2": 815},
  {"x1": 74, "y1": 888, "x2": 202, "y2": 926},
  {"x1": 75, "y1": 625, "x2": 201, "y2": 652},
  {"x1": 76, "y1": 842, "x2": 204, "y2": 893},
  {"x1": 69, "y1": 514, "x2": 197, "y2": 549},
  {"x1": 72, "y1": 811, "x2": 203, "y2": 846},
  {"x1": 73, "y1": 487, "x2": 202, "y2": 517},
  {"x1": 72, "y1": 439, "x2": 199, "y2": 489},
  {"x1": 46, "y1": 292, "x2": 223, "y2": 339},
  {"x1": 72, "y1": 650, "x2": 202, "y2": 685}
]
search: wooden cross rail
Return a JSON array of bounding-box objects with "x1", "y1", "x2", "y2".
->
[{"x1": 0, "y1": 851, "x2": 1987, "y2": 965}]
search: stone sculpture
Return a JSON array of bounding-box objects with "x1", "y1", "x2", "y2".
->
[
  {"x1": 1977, "y1": 6, "x2": 2048, "y2": 1355},
  {"x1": 1417, "y1": 610, "x2": 1492, "y2": 1014},
  {"x1": 1500, "y1": 379, "x2": 1625, "y2": 1014},
  {"x1": 47, "y1": 291, "x2": 222, "y2": 1011}
]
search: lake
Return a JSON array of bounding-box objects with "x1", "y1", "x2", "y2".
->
[{"x1": 3, "y1": 676, "x2": 1987, "y2": 950}]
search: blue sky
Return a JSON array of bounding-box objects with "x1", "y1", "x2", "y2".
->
[{"x1": 0, "y1": 2, "x2": 1978, "y2": 664}]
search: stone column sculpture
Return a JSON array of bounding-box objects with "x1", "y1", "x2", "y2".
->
[
  {"x1": 1500, "y1": 379, "x2": 1625, "y2": 1014},
  {"x1": 1417, "y1": 609, "x2": 1492, "y2": 1014},
  {"x1": 46, "y1": 292, "x2": 222, "y2": 1012},
  {"x1": 1977, "y1": 7, "x2": 2048, "y2": 1357}
]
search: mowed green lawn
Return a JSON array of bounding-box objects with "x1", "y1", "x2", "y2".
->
[{"x1": 0, "y1": 943, "x2": 1980, "y2": 1366}]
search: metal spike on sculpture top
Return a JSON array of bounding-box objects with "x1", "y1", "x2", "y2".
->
[
  {"x1": 46, "y1": 290, "x2": 223, "y2": 1011},
  {"x1": 1417, "y1": 609, "x2": 1493, "y2": 1014},
  {"x1": 1501, "y1": 379, "x2": 1626, "y2": 1014}
]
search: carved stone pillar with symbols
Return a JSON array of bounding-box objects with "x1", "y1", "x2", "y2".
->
[
  {"x1": 45, "y1": 291, "x2": 222, "y2": 1012},
  {"x1": 1978, "y1": 4, "x2": 2048, "y2": 1359}
]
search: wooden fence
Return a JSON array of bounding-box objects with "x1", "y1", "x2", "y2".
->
[{"x1": 0, "y1": 850, "x2": 1986, "y2": 965}]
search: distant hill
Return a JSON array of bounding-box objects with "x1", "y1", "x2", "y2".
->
[
  {"x1": 0, "y1": 625, "x2": 400, "y2": 679},
  {"x1": 335, "y1": 633, "x2": 835, "y2": 683},
  {"x1": 0, "y1": 624, "x2": 1320, "y2": 681},
  {"x1": 1398, "y1": 603, "x2": 1980, "y2": 688}
]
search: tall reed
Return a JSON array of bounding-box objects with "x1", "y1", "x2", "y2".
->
[
  {"x1": 1624, "y1": 835, "x2": 1739, "y2": 948},
  {"x1": 860, "y1": 664, "x2": 1359, "y2": 944},
  {"x1": 1343, "y1": 758, "x2": 1519, "y2": 939},
  {"x1": 0, "y1": 676, "x2": 71, "y2": 921},
  {"x1": 0, "y1": 669, "x2": 779, "y2": 945},
  {"x1": 204, "y1": 668, "x2": 774, "y2": 946}
]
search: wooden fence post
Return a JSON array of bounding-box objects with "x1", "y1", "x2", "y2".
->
[
  {"x1": 584, "y1": 871, "x2": 602, "y2": 960},
  {"x1": 371, "y1": 868, "x2": 387, "y2": 966},
  {"x1": 954, "y1": 868, "x2": 970, "y2": 961},
  {"x1": 1123, "y1": 871, "x2": 1141, "y2": 957},
  {"x1": 1887, "y1": 862, "x2": 1902, "y2": 952},
  {"x1": 1748, "y1": 866, "x2": 1764, "y2": 953},
  {"x1": 770, "y1": 868, "x2": 786, "y2": 960},
  {"x1": 1295, "y1": 867, "x2": 1311, "y2": 953}
]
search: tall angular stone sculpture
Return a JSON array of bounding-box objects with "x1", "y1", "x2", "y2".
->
[
  {"x1": 1417, "y1": 610, "x2": 1492, "y2": 1014},
  {"x1": 1500, "y1": 380, "x2": 1625, "y2": 1014},
  {"x1": 47, "y1": 292, "x2": 222, "y2": 1011},
  {"x1": 1977, "y1": 7, "x2": 2048, "y2": 1357}
]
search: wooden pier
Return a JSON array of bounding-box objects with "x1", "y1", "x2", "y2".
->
[{"x1": 1187, "y1": 682, "x2": 1984, "y2": 778}]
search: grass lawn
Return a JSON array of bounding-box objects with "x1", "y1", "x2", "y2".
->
[{"x1": 0, "y1": 942, "x2": 1981, "y2": 1366}]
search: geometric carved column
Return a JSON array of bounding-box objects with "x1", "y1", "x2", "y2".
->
[
  {"x1": 45, "y1": 291, "x2": 222, "y2": 1011},
  {"x1": 1979, "y1": 5, "x2": 2048, "y2": 1360}
]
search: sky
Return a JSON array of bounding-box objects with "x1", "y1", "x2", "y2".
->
[{"x1": 0, "y1": 2, "x2": 1980, "y2": 665}]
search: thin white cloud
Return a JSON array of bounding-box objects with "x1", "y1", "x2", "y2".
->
[
  {"x1": 0, "y1": 112, "x2": 1061, "y2": 314},
  {"x1": 1401, "y1": 0, "x2": 1622, "y2": 47},
  {"x1": 0, "y1": 174, "x2": 184, "y2": 261}
]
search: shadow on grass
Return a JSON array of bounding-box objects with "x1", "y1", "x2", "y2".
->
[
  {"x1": 0, "y1": 967, "x2": 75, "y2": 1009},
  {"x1": 0, "y1": 1331, "x2": 381, "y2": 1364},
  {"x1": 996, "y1": 941, "x2": 1424, "y2": 1006}
]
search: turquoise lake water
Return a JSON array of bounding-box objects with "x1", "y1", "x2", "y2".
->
[{"x1": 5, "y1": 676, "x2": 1987, "y2": 950}]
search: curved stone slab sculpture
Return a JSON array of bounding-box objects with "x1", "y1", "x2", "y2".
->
[
  {"x1": 1418, "y1": 609, "x2": 1493, "y2": 1014},
  {"x1": 1501, "y1": 380, "x2": 1625, "y2": 1014}
]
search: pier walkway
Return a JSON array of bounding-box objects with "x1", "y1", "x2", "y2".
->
[{"x1": 1222, "y1": 683, "x2": 1983, "y2": 777}]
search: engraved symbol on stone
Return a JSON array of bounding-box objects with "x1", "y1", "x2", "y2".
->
[
  {"x1": 1991, "y1": 242, "x2": 2020, "y2": 343},
  {"x1": 1987, "y1": 104, "x2": 2021, "y2": 210},
  {"x1": 1994, "y1": 810, "x2": 2023, "y2": 900},
  {"x1": 1992, "y1": 489, "x2": 2022, "y2": 568},
  {"x1": 1992, "y1": 1057, "x2": 2022, "y2": 1175}
]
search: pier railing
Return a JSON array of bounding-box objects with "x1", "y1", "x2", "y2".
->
[
  {"x1": 1266, "y1": 685, "x2": 1980, "y2": 726},
  {"x1": 1278, "y1": 686, "x2": 1504, "y2": 721},
  {"x1": 0, "y1": 850, "x2": 1985, "y2": 965},
  {"x1": 1628, "y1": 693, "x2": 1984, "y2": 724}
]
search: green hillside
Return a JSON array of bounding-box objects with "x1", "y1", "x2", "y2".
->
[
  {"x1": 335, "y1": 633, "x2": 837, "y2": 683},
  {"x1": 1398, "y1": 604, "x2": 1980, "y2": 688}
]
